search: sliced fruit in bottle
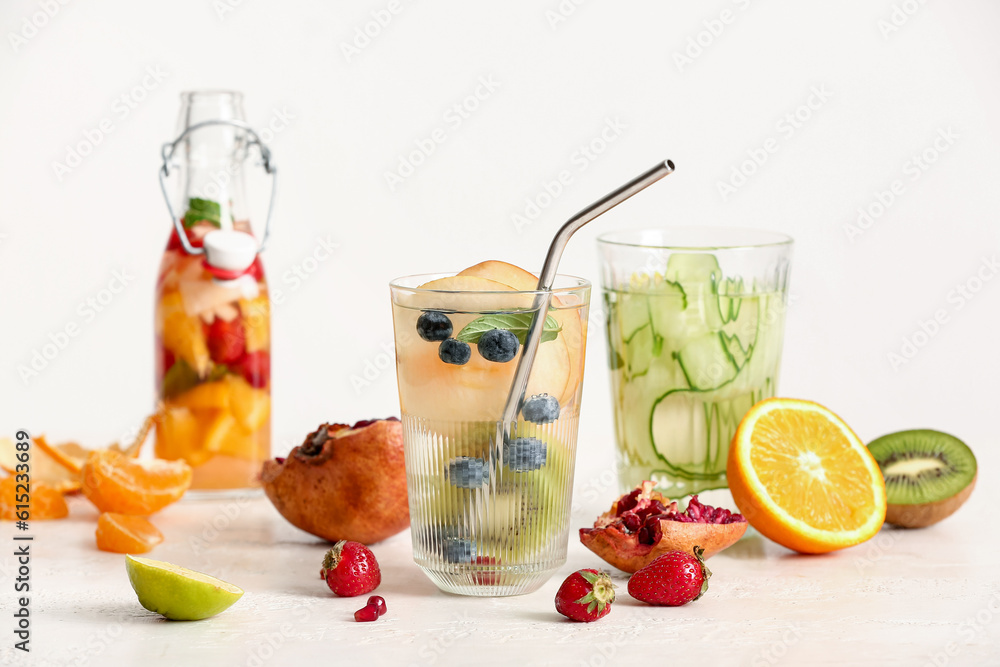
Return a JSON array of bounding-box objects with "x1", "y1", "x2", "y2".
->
[{"x1": 160, "y1": 291, "x2": 211, "y2": 376}]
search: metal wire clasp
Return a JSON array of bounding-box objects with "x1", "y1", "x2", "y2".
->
[{"x1": 157, "y1": 119, "x2": 277, "y2": 257}]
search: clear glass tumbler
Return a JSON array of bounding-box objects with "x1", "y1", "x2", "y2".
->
[
  {"x1": 597, "y1": 228, "x2": 793, "y2": 498},
  {"x1": 390, "y1": 273, "x2": 591, "y2": 596}
]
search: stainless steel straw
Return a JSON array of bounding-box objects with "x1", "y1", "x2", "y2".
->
[{"x1": 499, "y1": 159, "x2": 675, "y2": 432}]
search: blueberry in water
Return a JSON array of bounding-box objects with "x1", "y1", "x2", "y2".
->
[
  {"x1": 443, "y1": 538, "x2": 476, "y2": 563},
  {"x1": 449, "y1": 457, "x2": 488, "y2": 488},
  {"x1": 522, "y1": 394, "x2": 560, "y2": 424},
  {"x1": 504, "y1": 437, "x2": 547, "y2": 472},
  {"x1": 439, "y1": 338, "x2": 471, "y2": 365},
  {"x1": 416, "y1": 311, "x2": 453, "y2": 342},
  {"x1": 478, "y1": 329, "x2": 519, "y2": 363}
]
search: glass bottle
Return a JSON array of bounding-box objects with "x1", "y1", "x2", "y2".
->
[{"x1": 154, "y1": 91, "x2": 275, "y2": 494}]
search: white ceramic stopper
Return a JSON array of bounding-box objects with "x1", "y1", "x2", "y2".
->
[{"x1": 202, "y1": 230, "x2": 258, "y2": 272}]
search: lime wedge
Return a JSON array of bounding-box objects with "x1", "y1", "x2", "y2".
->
[{"x1": 125, "y1": 555, "x2": 243, "y2": 621}]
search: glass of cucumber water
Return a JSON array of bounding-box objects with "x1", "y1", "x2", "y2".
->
[
  {"x1": 390, "y1": 268, "x2": 590, "y2": 596},
  {"x1": 598, "y1": 228, "x2": 793, "y2": 500}
]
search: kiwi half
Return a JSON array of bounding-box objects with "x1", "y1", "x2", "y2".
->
[{"x1": 867, "y1": 429, "x2": 976, "y2": 528}]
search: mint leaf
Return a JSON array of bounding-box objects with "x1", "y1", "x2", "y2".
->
[
  {"x1": 162, "y1": 359, "x2": 199, "y2": 398},
  {"x1": 183, "y1": 197, "x2": 222, "y2": 229},
  {"x1": 456, "y1": 313, "x2": 561, "y2": 345}
]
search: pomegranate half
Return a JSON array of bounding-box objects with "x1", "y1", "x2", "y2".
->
[
  {"x1": 261, "y1": 418, "x2": 409, "y2": 545},
  {"x1": 580, "y1": 481, "x2": 747, "y2": 573}
]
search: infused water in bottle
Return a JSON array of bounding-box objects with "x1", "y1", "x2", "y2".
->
[{"x1": 154, "y1": 91, "x2": 277, "y2": 493}]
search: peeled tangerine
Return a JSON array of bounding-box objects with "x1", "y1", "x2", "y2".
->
[
  {"x1": 261, "y1": 419, "x2": 409, "y2": 545},
  {"x1": 0, "y1": 476, "x2": 68, "y2": 521},
  {"x1": 81, "y1": 450, "x2": 192, "y2": 515},
  {"x1": 580, "y1": 481, "x2": 747, "y2": 573},
  {"x1": 96, "y1": 513, "x2": 163, "y2": 553}
]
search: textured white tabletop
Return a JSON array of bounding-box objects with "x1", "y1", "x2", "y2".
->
[{"x1": 6, "y1": 456, "x2": 998, "y2": 667}]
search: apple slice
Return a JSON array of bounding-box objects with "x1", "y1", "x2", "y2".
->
[{"x1": 457, "y1": 261, "x2": 586, "y2": 407}]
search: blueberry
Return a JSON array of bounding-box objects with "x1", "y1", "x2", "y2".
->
[
  {"x1": 439, "y1": 338, "x2": 471, "y2": 365},
  {"x1": 478, "y1": 329, "x2": 519, "y2": 363},
  {"x1": 443, "y1": 537, "x2": 476, "y2": 563},
  {"x1": 522, "y1": 394, "x2": 560, "y2": 424},
  {"x1": 504, "y1": 437, "x2": 547, "y2": 472},
  {"x1": 448, "y1": 457, "x2": 488, "y2": 488},
  {"x1": 416, "y1": 311, "x2": 453, "y2": 342}
]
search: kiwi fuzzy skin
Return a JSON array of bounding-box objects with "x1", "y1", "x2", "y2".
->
[{"x1": 885, "y1": 472, "x2": 977, "y2": 528}]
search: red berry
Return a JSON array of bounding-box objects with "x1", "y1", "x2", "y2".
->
[
  {"x1": 237, "y1": 350, "x2": 270, "y2": 388},
  {"x1": 367, "y1": 596, "x2": 387, "y2": 616},
  {"x1": 354, "y1": 604, "x2": 379, "y2": 622},
  {"x1": 247, "y1": 256, "x2": 265, "y2": 282},
  {"x1": 627, "y1": 546, "x2": 711, "y2": 607},
  {"x1": 206, "y1": 317, "x2": 246, "y2": 365},
  {"x1": 322, "y1": 541, "x2": 381, "y2": 597},
  {"x1": 554, "y1": 569, "x2": 615, "y2": 622}
]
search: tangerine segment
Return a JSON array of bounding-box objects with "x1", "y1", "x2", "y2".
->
[
  {"x1": 0, "y1": 476, "x2": 69, "y2": 520},
  {"x1": 96, "y1": 513, "x2": 164, "y2": 554},
  {"x1": 727, "y1": 398, "x2": 886, "y2": 554},
  {"x1": 81, "y1": 451, "x2": 192, "y2": 515}
]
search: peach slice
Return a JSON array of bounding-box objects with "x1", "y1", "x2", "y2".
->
[
  {"x1": 458, "y1": 261, "x2": 586, "y2": 406},
  {"x1": 393, "y1": 274, "x2": 572, "y2": 423}
]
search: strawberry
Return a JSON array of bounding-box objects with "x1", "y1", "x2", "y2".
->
[
  {"x1": 627, "y1": 546, "x2": 711, "y2": 606},
  {"x1": 554, "y1": 569, "x2": 615, "y2": 622},
  {"x1": 236, "y1": 350, "x2": 270, "y2": 388},
  {"x1": 206, "y1": 317, "x2": 246, "y2": 365},
  {"x1": 321, "y1": 540, "x2": 381, "y2": 597}
]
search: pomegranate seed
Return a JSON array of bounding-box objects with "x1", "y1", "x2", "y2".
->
[
  {"x1": 367, "y1": 596, "x2": 387, "y2": 616},
  {"x1": 354, "y1": 604, "x2": 380, "y2": 622}
]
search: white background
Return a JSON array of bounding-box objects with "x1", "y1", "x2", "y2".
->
[{"x1": 1, "y1": 0, "x2": 998, "y2": 503}]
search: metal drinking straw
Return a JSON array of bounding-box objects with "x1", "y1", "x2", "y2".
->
[{"x1": 499, "y1": 159, "x2": 676, "y2": 433}]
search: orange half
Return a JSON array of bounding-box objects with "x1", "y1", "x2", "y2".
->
[{"x1": 727, "y1": 398, "x2": 886, "y2": 554}]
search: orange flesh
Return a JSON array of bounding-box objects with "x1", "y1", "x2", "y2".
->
[
  {"x1": 749, "y1": 407, "x2": 879, "y2": 532},
  {"x1": 96, "y1": 513, "x2": 163, "y2": 553}
]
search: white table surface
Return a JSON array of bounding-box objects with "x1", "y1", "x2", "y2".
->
[{"x1": 6, "y1": 461, "x2": 998, "y2": 667}]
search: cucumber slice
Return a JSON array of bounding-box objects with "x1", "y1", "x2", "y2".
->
[
  {"x1": 665, "y1": 253, "x2": 725, "y2": 332},
  {"x1": 624, "y1": 325, "x2": 658, "y2": 379},
  {"x1": 674, "y1": 332, "x2": 739, "y2": 391},
  {"x1": 719, "y1": 277, "x2": 744, "y2": 324},
  {"x1": 617, "y1": 291, "x2": 653, "y2": 339}
]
